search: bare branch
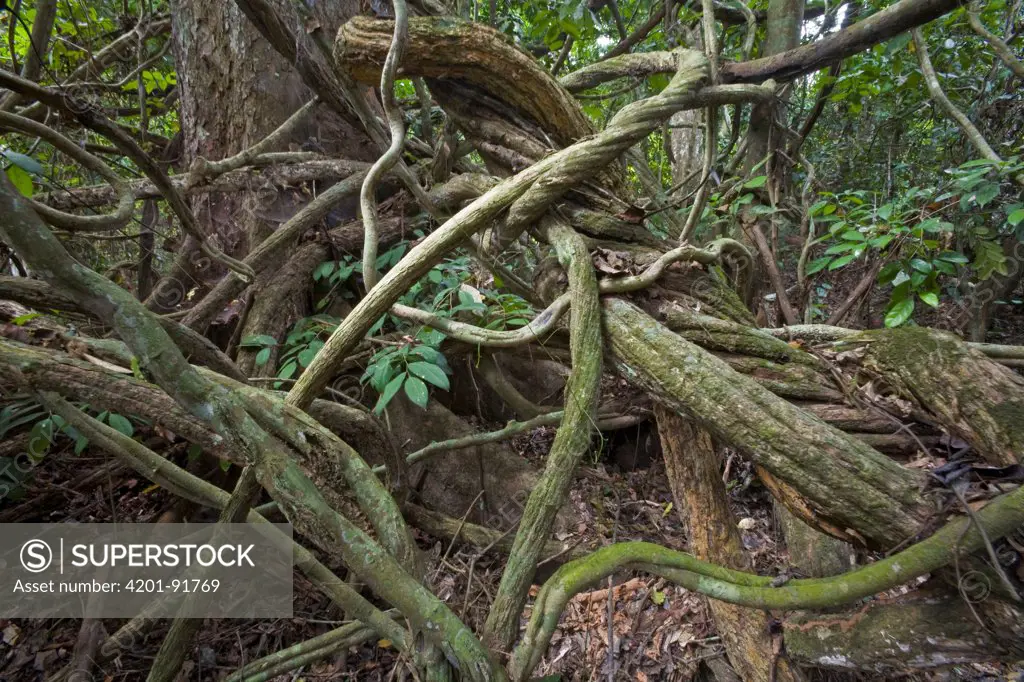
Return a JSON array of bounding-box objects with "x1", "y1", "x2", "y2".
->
[
  {"x1": 0, "y1": 70, "x2": 256, "y2": 281},
  {"x1": 483, "y1": 217, "x2": 603, "y2": 651},
  {"x1": 0, "y1": 0, "x2": 57, "y2": 111}
]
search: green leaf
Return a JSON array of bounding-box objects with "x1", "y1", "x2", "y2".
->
[
  {"x1": 407, "y1": 361, "x2": 450, "y2": 391},
  {"x1": 805, "y1": 256, "x2": 832, "y2": 275},
  {"x1": 909, "y1": 258, "x2": 932, "y2": 273},
  {"x1": 2, "y1": 149, "x2": 44, "y2": 175},
  {"x1": 828, "y1": 253, "x2": 858, "y2": 270},
  {"x1": 648, "y1": 73, "x2": 671, "y2": 92},
  {"x1": 298, "y1": 347, "x2": 318, "y2": 368},
  {"x1": 27, "y1": 418, "x2": 55, "y2": 458},
  {"x1": 313, "y1": 261, "x2": 336, "y2": 281},
  {"x1": 106, "y1": 413, "x2": 134, "y2": 437},
  {"x1": 416, "y1": 346, "x2": 450, "y2": 373},
  {"x1": 828, "y1": 220, "x2": 849, "y2": 235},
  {"x1": 809, "y1": 200, "x2": 834, "y2": 216},
  {"x1": 374, "y1": 374, "x2": 405, "y2": 414},
  {"x1": 878, "y1": 262, "x2": 902, "y2": 283},
  {"x1": 1008, "y1": 208, "x2": 1024, "y2": 227},
  {"x1": 369, "y1": 361, "x2": 397, "y2": 392},
  {"x1": 254, "y1": 347, "x2": 272, "y2": 366},
  {"x1": 841, "y1": 230, "x2": 866, "y2": 242},
  {"x1": 11, "y1": 312, "x2": 39, "y2": 325},
  {"x1": 5, "y1": 166, "x2": 33, "y2": 197},
  {"x1": 884, "y1": 298, "x2": 915, "y2": 327},
  {"x1": 959, "y1": 158, "x2": 996, "y2": 169},
  {"x1": 278, "y1": 361, "x2": 297, "y2": 380},
  {"x1": 369, "y1": 314, "x2": 387, "y2": 336},
  {"x1": 403, "y1": 375, "x2": 429, "y2": 409},
  {"x1": 650, "y1": 590, "x2": 666, "y2": 605},
  {"x1": 917, "y1": 217, "x2": 944, "y2": 233},
  {"x1": 413, "y1": 345, "x2": 443, "y2": 364},
  {"x1": 971, "y1": 182, "x2": 1000, "y2": 207},
  {"x1": 824, "y1": 241, "x2": 859, "y2": 255},
  {"x1": 743, "y1": 175, "x2": 768, "y2": 189},
  {"x1": 240, "y1": 334, "x2": 277, "y2": 348},
  {"x1": 885, "y1": 32, "x2": 913, "y2": 55},
  {"x1": 937, "y1": 251, "x2": 969, "y2": 264},
  {"x1": 919, "y1": 291, "x2": 939, "y2": 308}
]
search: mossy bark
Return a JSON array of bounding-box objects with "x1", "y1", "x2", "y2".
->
[
  {"x1": 855, "y1": 327, "x2": 1024, "y2": 465},
  {"x1": 783, "y1": 587, "x2": 1024, "y2": 670},
  {"x1": 236, "y1": 242, "x2": 328, "y2": 377},
  {"x1": 0, "y1": 337, "x2": 411, "y2": 502},
  {"x1": 483, "y1": 220, "x2": 603, "y2": 651},
  {"x1": 776, "y1": 506, "x2": 853, "y2": 578},
  {"x1": 602, "y1": 297, "x2": 929, "y2": 548},
  {"x1": 335, "y1": 16, "x2": 594, "y2": 149}
]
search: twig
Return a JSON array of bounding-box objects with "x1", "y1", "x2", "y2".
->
[
  {"x1": 931, "y1": 472, "x2": 1021, "y2": 602},
  {"x1": 742, "y1": 219, "x2": 799, "y2": 324},
  {"x1": 825, "y1": 261, "x2": 881, "y2": 326},
  {"x1": 552, "y1": 35, "x2": 575, "y2": 75}
]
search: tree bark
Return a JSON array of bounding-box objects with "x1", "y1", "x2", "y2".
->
[
  {"x1": 170, "y1": 0, "x2": 373, "y2": 288},
  {"x1": 855, "y1": 327, "x2": 1024, "y2": 466},
  {"x1": 656, "y1": 406, "x2": 803, "y2": 682},
  {"x1": 603, "y1": 297, "x2": 929, "y2": 547},
  {"x1": 783, "y1": 587, "x2": 1024, "y2": 670}
]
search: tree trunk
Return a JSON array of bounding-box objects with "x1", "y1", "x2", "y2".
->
[
  {"x1": 169, "y1": 0, "x2": 374, "y2": 290},
  {"x1": 603, "y1": 297, "x2": 928, "y2": 547},
  {"x1": 656, "y1": 406, "x2": 803, "y2": 682}
]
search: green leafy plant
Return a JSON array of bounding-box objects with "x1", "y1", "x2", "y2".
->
[
  {"x1": 362, "y1": 342, "x2": 451, "y2": 414},
  {"x1": 2, "y1": 148, "x2": 44, "y2": 198},
  {"x1": 0, "y1": 397, "x2": 136, "y2": 501},
  {"x1": 240, "y1": 314, "x2": 339, "y2": 386},
  {"x1": 804, "y1": 154, "x2": 1024, "y2": 327}
]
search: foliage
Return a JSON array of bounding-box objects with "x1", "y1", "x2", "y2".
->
[
  {"x1": 240, "y1": 314, "x2": 334, "y2": 386},
  {"x1": 807, "y1": 155, "x2": 1023, "y2": 326},
  {"x1": 0, "y1": 396, "x2": 136, "y2": 501},
  {"x1": 304, "y1": 243, "x2": 533, "y2": 411},
  {"x1": 362, "y1": 341, "x2": 452, "y2": 413}
]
